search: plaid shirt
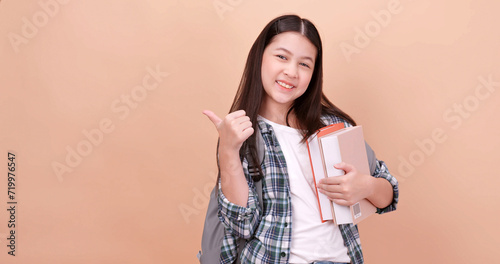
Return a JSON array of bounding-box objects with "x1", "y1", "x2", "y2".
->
[{"x1": 218, "y1": 115, "x2": 399, "y2": 264}]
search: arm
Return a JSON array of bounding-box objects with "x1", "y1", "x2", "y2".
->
[
  {"x1": 365, "y1": 171, "x2": 393, "y2": 208},
  {"x1": 203, "y1": 110, "x2": 262, "y2": 238},
  {"x1": 218, "y1": 147, "x2": 249, "y2": 207},
  {"x1": 370, "y1": 159, "x2": 399, "y2": 213},
  {"x1": 318, "y1": 160, "x2": 399, "y2": 212}
]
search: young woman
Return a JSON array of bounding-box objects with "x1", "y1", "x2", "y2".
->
[{"x1": 203, "y1": 14, "x2": 398, "y2": 264}]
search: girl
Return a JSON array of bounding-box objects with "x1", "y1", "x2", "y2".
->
[{"x1": 203, "y1": 14, "x2": 398, "y2": 264}]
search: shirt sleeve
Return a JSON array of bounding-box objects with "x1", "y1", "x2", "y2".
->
[
  {"x1": 372, "y1": 159, "x2": 399, "y2": 214},
  {"x1": 219, "y1": 229, "x2": 238, "y2": 264},
  {"x1": 217, "y1": 158, "x2": 261, "y2": 239}
]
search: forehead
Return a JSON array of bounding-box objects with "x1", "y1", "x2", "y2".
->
[{"x1": 266, "y1": 31, "x2": 317, "y2": 58}]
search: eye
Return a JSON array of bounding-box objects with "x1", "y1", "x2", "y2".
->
[
  {"x1": 300, "y1": 62, "x2": 311, "y2": 69},
  {"x1": 276, "y1": 55, "x2": 287, "y2": 60}
]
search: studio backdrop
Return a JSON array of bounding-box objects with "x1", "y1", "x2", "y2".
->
[{"x1": 1, "y1": 0, "x2": 499, "y2": 263}]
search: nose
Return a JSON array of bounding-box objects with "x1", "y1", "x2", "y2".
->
[{"x1": 283, "y1": 63, "x2": 298, "y2": 79}]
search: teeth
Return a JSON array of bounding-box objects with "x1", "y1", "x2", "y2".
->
[{"x1": 277, "y1": 81, "x2": 294, "y2": 89}]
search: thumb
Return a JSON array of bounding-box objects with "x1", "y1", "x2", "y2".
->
[{"x1": 202, "y1": 110, "x2": 222, "y2": 127}]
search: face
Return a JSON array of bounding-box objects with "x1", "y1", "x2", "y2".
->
[{"x1": 260, "y1": 31, "x2": 317, "y2": 117}]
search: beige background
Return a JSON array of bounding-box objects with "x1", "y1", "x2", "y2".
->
[{"x1": 1, "y1": 0, "x2": 499, "y2": 263}]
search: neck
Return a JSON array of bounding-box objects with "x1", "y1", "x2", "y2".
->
[{"x1": 259, "y1": 101, "x2": 298, "y2": 128}]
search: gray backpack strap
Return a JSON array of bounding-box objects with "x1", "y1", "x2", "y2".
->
[
  {"x1": 255, "y1": 178, "x2": 263, "y2": 210},
  {"x1": 256, "y1": 127, "x2": 265, "y2": 164},
  {"x1": 365, "y1": 141, "x2": 377, "y2": 175},
  {"x1": 255, "y1": 128, "x2": 265, "y2": 207}
]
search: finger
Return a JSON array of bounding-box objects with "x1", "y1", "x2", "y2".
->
[
  {"x1": 202, "y1": 110, "x2": 222, "y2": 127},
  {"x1": 319, "y1": 175, "x2": 344, "y2": 185},
  {"x1": 236, "y1": 120, "x2": 253, "y2": 132},
  {"x1": 230, "y1": 116, "x2": 251, "y2": 130},
  {"x1": 318, "y1": 187, "x2": 343, "y2": 197},
  {"x1": 241, "y1": 126, "x2": 254, "y2": 141},
  {"x1": 334, "y1": 162, "x2": 355, "y2": 173},
  {"x1": 234, "y1": 115, "x2": 251, "y2": 125},
  {"x1": 318, "y1": 183, "x2": 343, "y2": 193},
  {"x1": 320, "y1": 190, "x2": 346, "y2": 201},
  {"x1": 331, "y1": 199, "x2": 351, "y2": 206},
  {"x1": 227, "y1": 109, "x2": 246, "y2": 120}
]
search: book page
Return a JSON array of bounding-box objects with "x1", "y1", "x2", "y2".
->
[
  {"x1": 320, "y1": 136, "x2": 353, "y2": 224},
  {"x1": 306, "y1": 134, "x2": 333, "y2": 221},
  {"x1": 319, "y1": 136, "x2": 344, "y2": 178}
]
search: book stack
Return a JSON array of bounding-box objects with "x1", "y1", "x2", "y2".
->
[{"x1": 307, "y1": 124, "x2": 376, "y2": 224}]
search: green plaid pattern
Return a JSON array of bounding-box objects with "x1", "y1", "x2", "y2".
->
[{"x1": 218, "y1": 115, "x2": 399, "y2": 264}]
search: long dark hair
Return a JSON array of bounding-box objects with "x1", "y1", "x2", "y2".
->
[{"x1": 225, "y1": 14, "x2": 356, "y2": 182}]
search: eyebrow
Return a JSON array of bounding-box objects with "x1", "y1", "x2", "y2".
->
[{"x1": 275, "y1": 47, "x2": 314, "y2": 63}]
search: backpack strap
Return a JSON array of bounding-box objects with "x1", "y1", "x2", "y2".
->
[
  {"x1": 365, "y1": 141, "x2": 377, "y2": 175},
  {"x1": 255, "y1": 176, "x2": 263, "y2": 209},
  {"x1": 246, "y1": 127, "x2": 265, "y2": 205},
  {"x1": 255, "y1": 128, "x2": 265, "y2": 206}
]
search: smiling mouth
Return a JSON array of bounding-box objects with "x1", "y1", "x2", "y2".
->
[{"x1": 277, "y1": 80, "x2": 295, "y2": 89}]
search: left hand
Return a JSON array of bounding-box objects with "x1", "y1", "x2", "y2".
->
[{"x1": 318, "y1": 162, "x2": 374, "y2": 206}]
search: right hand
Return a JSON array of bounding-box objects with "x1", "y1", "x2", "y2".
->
[{"x1": 202, "y1": 110, "x2": 254, "y2": 152}]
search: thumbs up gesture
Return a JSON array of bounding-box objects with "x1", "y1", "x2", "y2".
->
[{"x1": 203, "y1": 110, "x2": 254, "y2": 152}]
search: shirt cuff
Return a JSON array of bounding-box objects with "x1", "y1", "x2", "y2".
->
[{"x1": 217, "y1": 181, "x2": 259, "y2": 223}]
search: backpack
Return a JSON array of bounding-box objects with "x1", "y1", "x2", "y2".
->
[{"x1": 197, "y1": 129, "x2": 378, "y2": 264}]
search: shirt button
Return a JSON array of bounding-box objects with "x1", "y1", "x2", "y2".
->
[
  {"x1": 280, "y1": 252, "x2": 286, "y2": 257},
  {"x1": 284, "y1": 223, "x2": 288, "y2": 227}
]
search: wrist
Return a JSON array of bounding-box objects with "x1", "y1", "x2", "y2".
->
[
  {"x1": 218, "y1": 144, "x2": 241, "y2": 158},
  {"x1": 218, "y1": 140, "x2": 242, "y2": 154},
  {"x1": 218, "y1": 146, "x2": 243, "y2": 178},
  {"x1": 365, "y1": 175, "x2": 376, "y2": 200}
]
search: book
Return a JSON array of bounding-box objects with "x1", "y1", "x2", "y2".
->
[{"x1": 307, "y1": 125, "x2": 377, "y2": 224}]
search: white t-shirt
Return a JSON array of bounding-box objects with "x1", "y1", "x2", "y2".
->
[{"x1": 259, "y1": 116, "x2": 350, "y2": 263}]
